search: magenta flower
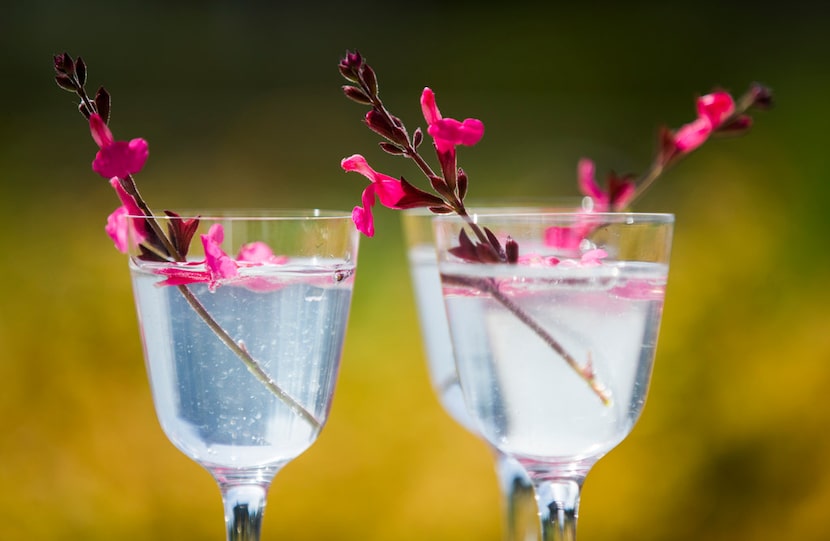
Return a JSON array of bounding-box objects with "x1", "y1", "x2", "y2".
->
[
  {"x1": 341, "y1": 154, "x2": 407, "y2": 236},
  {"x1": 673, "y1": 91, "x2": 735, "y2": 153},
  {"x1": 89, "y1": 113, "x2": 149, "y2": 179},
  {"x1": 155, "y1": 224, "x2": 239, "y2": 290},
  {"x1": 238, "y1": 242, "x2": 288, "y2": 265},
  {"x1": 203, "y1": 224, "x2": 238, "y2": 284},
  {"x1": 420, "y1": 87, "x2": 484, "y2": 153},
  {"x1": 577, "y1": 158, "x2": 635, "y2": 211},
  {"x1": 105, "y1": 178, "x2": 147, "y2": 253}
]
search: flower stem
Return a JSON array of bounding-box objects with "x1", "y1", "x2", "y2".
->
[
  {"x1": 442, "y1": 274, "x2": 611, "y2": 405},
  {"x1": 176, "y1": 284, "x2": 322, "y2": 430},
  {"x1": 124, "y1": 178, "x2": 321, "y2": 430}
]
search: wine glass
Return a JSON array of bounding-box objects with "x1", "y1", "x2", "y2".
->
[
  {"x1": 128, "y1": 210, "x2": 359, "y2": 541},
  {"x1": 403, "y1": 202, "x2": 586, "y2": 541},
  {"x1": 432, "y1": 211, "x2": 673, "y2": 540}
]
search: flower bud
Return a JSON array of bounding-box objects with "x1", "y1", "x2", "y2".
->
[
  {"x1": 749, "y1": 83, "x2": 773, "y2": 110},
  {"x1": 505, "y1": 237, "x2": 519, "y2": 263}
]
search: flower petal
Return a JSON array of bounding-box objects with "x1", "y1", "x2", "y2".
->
[
  {"x1": 105, "y1": 206, "x2": 130, "y2": 253},
  {"x1": 673, "y1": 116, "x2": 712, "y2": 152},
  {"x1": 697, "y1": 91, "x2": 735, "y2": 128},
  {"x1": 89, "y1": 113, "x2": 114, "y2": 148},
  {"x1": 420, "y1": 87, "x2": 442, "y2": 125},
  {"x1": 202, "y1": 224, "x2": 238, "y2": 285},
  {"x1": 237, "y1": 242, "x2": 287, "y2": 264},
  {"x1": 577, "y1": 158, "x2": 605, "y2": 201},
  {"x1": 92, "y1": 139, "x2": 149, "y2": 179},
  {"x1": 427, "y1": 117, "x2": 484, "y2": 149},
  {"x1": 352, "y1": 205, "x2": 374, "y2": 237}
]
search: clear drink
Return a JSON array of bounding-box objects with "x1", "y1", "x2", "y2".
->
[
  {"x1": 407, "y1": 244, "x2": 478, "y2": 432},
  {"x1": 131, "y1": 260, "x2": 355, "y2": 473},
  {"x1": 441, "y1": 260, "x2": 667, "y2": 462}
]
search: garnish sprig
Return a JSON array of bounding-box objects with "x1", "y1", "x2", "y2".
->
[
  {"x1": 339, "y1": 51, "x2": 609, "y2": 404},
  {"x1": 53, "y1": 52, "x2": 322, "y2": 429},
  {"x1": 339, "y1": 51, "x2": 510, "y2": 263}
]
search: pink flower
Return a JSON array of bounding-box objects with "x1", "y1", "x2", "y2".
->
[
  {"x1": 420, "y1": 88, "x2": 484, "y2": 153},
  {"x1": 673, "y1": 91, "x2": 735, "y2": 153},
  {"x1": 202, "y1": 224, "x2": 238, "y2": 284},
  {"x1": 544, "y1": 225, "x2": 585, "y2": 251},
  {"x1": 89, "y1": 113, "x2": 149, "y2": 179},
  {"x1": 155, "y1": 224, "x2": 239, "y2": 290},
  {"x1": 105, "y1": 207, "x2": 132, "y2": 253},
  {"x1": 577, "y1": 158, "x2": 635, "y2": 211},
  {"x1": 105, "y1": 178, "x2": 147, "y2": 253},
  {"x1": 341, "y1": 154, "x2": 407, "y2": 237},
  {"x1": 237, "y1": 241, "x2": 288, "y2": 265}
]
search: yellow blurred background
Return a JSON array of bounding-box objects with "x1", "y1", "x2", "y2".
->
[{"x1": 2, "y1": 1, "x2": 828, "y2": 540}]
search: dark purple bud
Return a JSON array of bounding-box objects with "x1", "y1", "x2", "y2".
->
[
  {"x1": 365, "y1": 109, "x2": 408, "y2": 145},
  {"x1": 53, "y1": 52, "x2": 74, "y2": 75},
  {"x1": 338, "y1": 50, "x2": 363, "y2": 82},
  {"x1": 342, "y1": 85, "x2": 372, "y2": 105},
  {"x1": 429, "y1": 174, "x2": 452, "y2": 200},
  {"x1": 413, "y1": 127, "x2": 423, "y2": 149},
  {"x1": 505, "y1": 237, "x2": 519, "y2": 263},
  {"x1": 437, "y1": 147, "x2": 457, "y2": 193},
  {"x1": 749, "y1": 82, "x2": 773, "y2": 110},
  {"x1": 94, "y1": 86, "x2": 111, "y2": 123},
  {"x1": 456, "y1": 169, "x2": 468, "y2": 201},
  {"x1": 75, "y1": 56, "x2": 87, "y2": 86},
  {"x1": 716, "y1": 114, "x2": 753, "y2": 135},
  {"x1": 379, "y1": 142, "x2": 405, "y2": 155},
  {"x1": 359, "y1": 63, "x2": 378, "y2": 97},
  {"x1": 54, "y1": 74, "x2": 77, "y2": 92}
]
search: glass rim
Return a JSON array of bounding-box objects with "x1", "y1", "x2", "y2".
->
[
  {"x1": 125, "y1": 208, "x2": 354, "y2": 221},
  {"x1": 433, "y1": 211, "x2": 675, "y2": 223},
  {"x1": 402, "y1": 197, "x2": 589, "y2": 217}
]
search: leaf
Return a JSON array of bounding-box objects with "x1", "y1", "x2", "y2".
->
[{"x1": 505, "y1": 237, "x2": 519, "y2": 263}]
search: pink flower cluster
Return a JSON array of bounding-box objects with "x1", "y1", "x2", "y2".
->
[
  {"x1": 546, "y1": 89, "x2": 752, "y2": 251},
  {"x1": 342, "y1": 87, "x2": 484, "y2": 237},
  {"x1": 155, "y1": 224, "x2": 286, "y2": 291},
  {"x1": 88, "y1": 113, "x2": 152, "y2": 253},
  {"x1": 672, "y1": 91, "x2": 740, "y2": 153}
]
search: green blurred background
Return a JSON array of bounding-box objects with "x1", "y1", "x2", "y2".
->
[{"x1": 2, "y1": 1, "x2": 828, "y2": 540}]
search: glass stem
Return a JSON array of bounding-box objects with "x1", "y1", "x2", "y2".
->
[
  {"x1": 221, "y1": 483, "x2": 269, "y2": 541},
  {"x1": 534, "y1": 477, "x2": 583, "y2": 541},
  {"x1": 495, "y1": 453, "x2": 538, "y2": 541}
]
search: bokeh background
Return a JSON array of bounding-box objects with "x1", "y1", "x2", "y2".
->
[{"x1": 2, "y1": 1, "x2": 828, "y2": 540}]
